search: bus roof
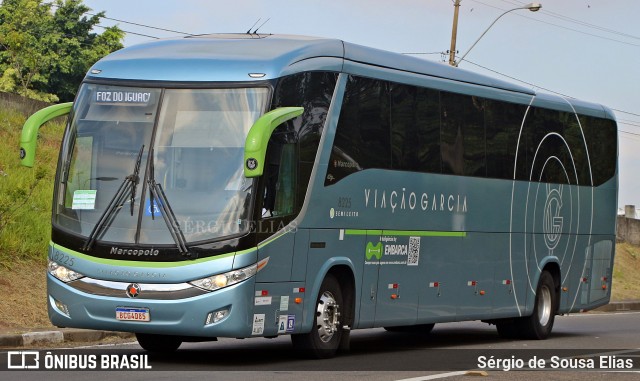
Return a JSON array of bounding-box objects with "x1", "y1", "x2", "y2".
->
[
  {"x1": 88, "y1": 34, "x2": 613, "y2": 119},
  {"x1": 89, "y1": 34, "x2": 530, "y2": 92}
]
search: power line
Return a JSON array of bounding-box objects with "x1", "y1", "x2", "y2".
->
[
  {"x1": 613, "y1": 109, "x2": 640, "y2": 118},
  {"x1": 469, "y1": 0, "x2": 640, "y2": 48},
  {"x1": 498, "y1": 0, "x2": 640, "y2": 41},
  {"x1": 619, "y1": 118, "x2": 640, "y2": 125},
  {"x1": 92, "y1": 24, "x2": 159, "y2": 40},
  {"x1": 620, "y1": 130, "x2": 640, "y2": 138},
  {"x1": 85, "y1": 13, "x2": 194, "y2": 36},
  {"x1": 45, "y1": 2, "x2": 191, "y2": 38},
  {"x1": 462, "y1": 59, "x2": 640, "y2": 130},
  {"x1": 31, "y1": 2, "x2": 163, "y2": 40},
  {"x1": 464, "y1": 59, "x2": 573, "y2": 98},
  {"x1": 450, "y1": 0, "x2": 640, "y2": 123},
  {"x1": 619, "y1": 121, "x2": 640, "y2": 129}
]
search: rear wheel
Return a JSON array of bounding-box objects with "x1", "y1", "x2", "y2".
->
[
  {"x1": 291, "y1": 274, "x2": 344, "y2": 359},
  {"x1": 136, "y1": 333, "x2": 182, "y2": 353},
  {"x1": 518, "y1": 271, "x2": 557, "y2": 339}
]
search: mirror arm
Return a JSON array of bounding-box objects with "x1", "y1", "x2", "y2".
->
[
  {"x1": 243, "y1": 106, "x2": 303, "y2": 177},
  {"x1": 19, "y1": 102, "x2": 73, "y2": 167}
]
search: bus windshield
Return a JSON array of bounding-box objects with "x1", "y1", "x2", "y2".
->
[{"x1": 55, "y1": 84, "x2": 269, "y2": 246}]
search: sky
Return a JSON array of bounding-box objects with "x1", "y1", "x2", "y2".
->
[{"x1": 83, "y1": 0, "x2": 640, "y2": 211}]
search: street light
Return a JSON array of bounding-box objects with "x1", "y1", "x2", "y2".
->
[{"x1": 451, "y1": 2, "x2": 542, "y2": 67}]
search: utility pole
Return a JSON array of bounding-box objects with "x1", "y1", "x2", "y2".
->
[{"x1": 448, "y1": 0, "x2": 461, "y2": 66}]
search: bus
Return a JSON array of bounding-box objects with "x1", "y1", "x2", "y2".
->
[{"x1": 20, "y1": 34, "x2": 618, "y2": 358}]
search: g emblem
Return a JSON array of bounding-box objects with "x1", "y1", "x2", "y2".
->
[{"x1": 543, "y1": 185, "x2": 563, "y2": 251}]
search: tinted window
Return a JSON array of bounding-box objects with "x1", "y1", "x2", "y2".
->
[
  {"x1": 579, "y1": 115, "x2": 618, "y2": 186},
  {"x1": 272, "y1": 72, "x2": 337, "y2": 163},
  {"x1": 325, "y1": 75, "x2": 614, "y2": 188},
  {"x1": 262, "y1": 127, "x2": 297, "y2": 218},
  {"x1": 521, "y1": 108, "x2": 582, "y2": 185},
  {"x1": 270, "y1": 71, "x2": 337, "y2": 212},
  {"x1": 441, "y1": 92, "x2": 485, "y2": 176},
  {"x1": 484, "y1": 99, "x2": 528, "y2": 179},
  {"x1": 326, "y1": 76, "x2": 391, "y2": 185},
  {"x1": 390, "y1": 84, "x2": 441, "y2": 173}
]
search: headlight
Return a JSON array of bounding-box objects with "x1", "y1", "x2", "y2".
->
[
  {"x1": 189, "y1": 264, "x2": 257, "y2": 292},
  {"x1": 48, "y1": 260, "x2": 84, "y2": 283}
]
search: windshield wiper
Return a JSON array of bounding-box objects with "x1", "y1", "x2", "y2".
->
[
  {"x1": 82, "y1": 145, "x2": 145, "y2": 251},
  {"x1": 147, "y1": 148, "x2": 191, "y2": 257}
]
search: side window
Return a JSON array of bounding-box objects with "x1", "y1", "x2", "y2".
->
[
  {"x1": 390, "y1": 83, "x2": 441, "y2": 173},
  {"x1": 441, "y1": 92, "x2": 485, "y2": 177},
  {"x1": 272, "y1": 72, "x2": 338, "y2": 203},
  {"x1": 261, "y1": 127, "x2": 297, "y2": 218},
  {"x1": 485, "y1": 99, "x2": 528, "y2": 179},
  {"x1": 579, "y1": 115, "x2": 617, "y2": 186},
  {"x1": 326, "y1": 76, "x2": 391, "y2": 185},
  {"x1": 523, "y1": 108, "x2": 571, "y2": 184}
]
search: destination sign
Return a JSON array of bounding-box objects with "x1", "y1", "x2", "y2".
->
[{"x1": 95, "y1": 90, "x2": 152, "y2": 105}]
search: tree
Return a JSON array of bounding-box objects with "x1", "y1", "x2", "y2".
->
[
  {"x1": 44, "y1": 0, "x2": 124, "y2": 101},
  {"x1": 0, "y1": 0, "x2": 124, "y2": 102},
  {"x1": 0, "y1": 0, "x2": 59, "y2": 101}
]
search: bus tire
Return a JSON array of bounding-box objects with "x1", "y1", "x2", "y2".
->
[
  {"x1": 518, "y1": 271, "x2": 557, "y2": 340},
  {"x1": 291, "y1": 273, "x2": 344, "y2": 359},
  {"x1": 136, "y1": 333, "x2": 182, "y2": 353}
]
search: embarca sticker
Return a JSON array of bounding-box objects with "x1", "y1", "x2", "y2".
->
[{"x1": 365, "y1": 236, "x2": 420, "y2": 266}]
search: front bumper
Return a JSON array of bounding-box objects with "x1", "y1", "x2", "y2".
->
[{"x1": 47, "y1": 272, "x2": 256, "y2": 338}]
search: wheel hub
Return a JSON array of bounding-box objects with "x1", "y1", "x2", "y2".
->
[
  {"x1": 316, "y1": 291, "x2": 340, "y2": 343},
  {"x1": 537, "y1": 284, "x2": 552, "y2": 326}
]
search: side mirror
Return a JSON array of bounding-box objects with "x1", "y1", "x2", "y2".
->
[
  {"x1": 20, "y1": 102, "x2": 73, "y2": 168},
  {"x1": 243, "y1": 106, "x2": 303, "y2": 177}
]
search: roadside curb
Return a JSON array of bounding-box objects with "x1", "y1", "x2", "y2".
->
[
  {"x1": 594, "y1": 301, "x2": 640, "y2": 313},
  {"x1": 0, "y1": 329, "x2": 134, "y2": 349}
]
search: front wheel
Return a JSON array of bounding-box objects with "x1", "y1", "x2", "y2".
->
[
  {"x1": 291, "y1": 273, "x2": 344, "y2": 358},
  {"x1": 136, "y1": 333, "x2": 182, "y2": 353},
  {"x1": 518, "y1": 271, "x2": 557, "y2": 339}
]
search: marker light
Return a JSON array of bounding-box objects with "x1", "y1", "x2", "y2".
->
[
  {"x1": 205, "y1": 308, "x2": 230, "y2": 325},
  {"x1": 189, "y1": 264, "x2": 257, "y2": 292},
  {"x1": 48, "y1": 260, "x2": 84, "y2": 283},
  {"x1": 52, "y1": 297, "x2": 70, "y2": 317}
]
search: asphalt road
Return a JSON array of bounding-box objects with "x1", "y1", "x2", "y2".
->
[{"x1": 3, "y1": 311, "x2": 640, "y2": 380}]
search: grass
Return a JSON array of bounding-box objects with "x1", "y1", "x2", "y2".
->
[{"x1": 611, "y1": 242, "x2": 640, "y2": 301}]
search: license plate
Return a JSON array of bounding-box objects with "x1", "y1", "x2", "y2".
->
[{"x1": 116, "y1": 307, "x2": 150, "y2": 322}]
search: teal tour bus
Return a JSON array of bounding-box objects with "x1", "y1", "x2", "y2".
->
[{"x1": 20, "y1": 34, "x2": 618, "y2": 358}]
